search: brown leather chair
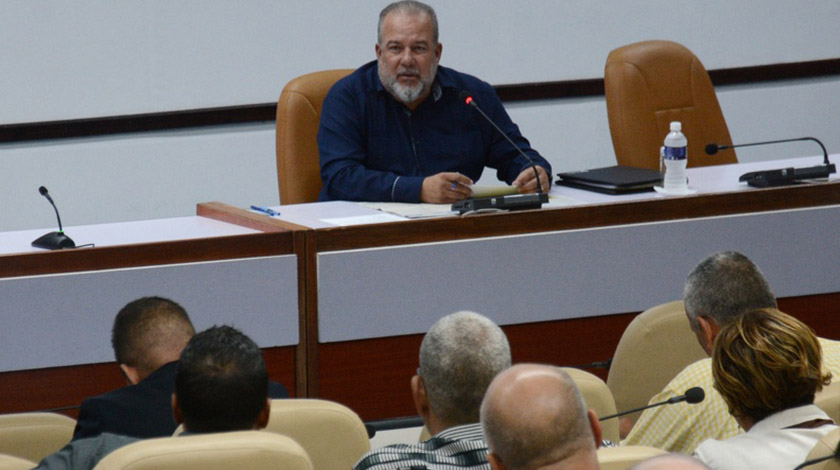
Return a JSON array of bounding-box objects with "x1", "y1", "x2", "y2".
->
[
  {"x1": 604, "y1": 40, "x2": 737, "y2": 170},
  {"x1": 606, "y1": 301, "x2": 707, "y2": 427},
  {"x1": 275, "y1": 69, "x2": 354, "y2": 205}
]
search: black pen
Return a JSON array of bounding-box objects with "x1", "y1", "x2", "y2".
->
[{"x1": 250, "y1": 205, "x2": 280, "y2": 217}]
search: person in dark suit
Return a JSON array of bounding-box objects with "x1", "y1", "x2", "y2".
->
[
  {"x1": 72, "y1": 297, "x2": 288, "y2": 440},
  {"x1": 38, "y1": 325, "x2": 276, "y2": 470}
]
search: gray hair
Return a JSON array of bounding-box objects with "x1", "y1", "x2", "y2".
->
[
  {"x1": 378, "y1": 0, "x2": 439, "y2": 45},
  {"x1": 481, "y1": 366, "x2": 593, "y2": 470},
  {"x1": 683, "y1": 251, "x2": 776, "y2": 328},
  {"x1": 419, "y1": 311, "x2": 511, "y2": 427}
]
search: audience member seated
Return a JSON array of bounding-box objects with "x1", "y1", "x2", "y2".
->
[
  {"x1": 629, "y1": 454, "x2": 710, "y2": 470},
  {"x1": 481, "y1": 364, "x2": 602, "y2": 470},
  {"x1": 73, "y1": 297, "x2": 288, "y2": 440},
  {"x1": 353, "y1": 311, "x2": 511, "y2": 470},
  {"x1": 623, "y1": 251, "x2": 840, "y2": 453},
  {"x1": 36, "y1": 325, "x2": 273, "y2": 470},
  {"x1": 694, "y1": 309, "x2": 837, "y2": 469}
]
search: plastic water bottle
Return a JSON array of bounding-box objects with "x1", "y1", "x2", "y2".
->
[{"x1": 663, "y1": 121, "x2": 688, "y2": 191}]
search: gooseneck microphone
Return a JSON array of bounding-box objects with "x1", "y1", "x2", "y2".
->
[
  {"x1": 705, "y1": 137, "x2": 836, "y2": 187},
  {"x1": 32, "y1": 186, "x2": 76, "y2": 250},
  {"x1": 598, "y1": 387, "x2": 705, "y2": 421},
  {"x1": 451, "y1": 90, "x2": 549, "y2": 214}
]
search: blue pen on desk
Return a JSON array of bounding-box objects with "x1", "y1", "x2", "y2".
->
[{"x1": 250, "y1": 205, "x2": 280, "y2": 217}]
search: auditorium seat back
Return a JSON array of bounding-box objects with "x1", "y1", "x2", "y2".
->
[
  {"x1": 265, "y1": 398, "x2": 370, "y2": 470},
  {"x1": 597, "y1": 445, "x2": 667, "y2": 470},
  {"x1": 562, "y1": 367, "x2": 620, "y2": 443},
  {"x1": 816, "y1": 381, "x2": 840, "y2": 426},
  {"x1": 92, "y1": 431, "x2": 312, "y2": 470},
  {"x1": 275, "y1": 69, "x2": 354, "y2": 204},
  {"x1": 0, "y1": 412, "x2": 75, "y2": 463},
  {"x1": 606, "y1": 300, "x2": 707, "y2": 425},
  {"x1": 803, "y1": 428, "x2": 840, "y2": 470},
  {"x1": 0, "y1": 454, "x2": 36, "y2": 470},
  {"x1": 605, "y1": 40, "x2": 737, "y2": 170}
]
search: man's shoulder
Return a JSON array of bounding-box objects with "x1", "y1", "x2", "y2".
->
[
  {"x1": 330, "y1": 61, "x2": 380, "y2": 96},
  {"x1": 436, "y1": 65, "x2": 494, "y2": 95},
  {"x1": 353, "y1": 429, "x2": 488, "y2": 470},
  {"x1": 669, "y1": 357, "x2": 713, "y2": 386}
]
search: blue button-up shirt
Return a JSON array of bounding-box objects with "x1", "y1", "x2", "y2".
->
[{"x1": 317, "y1": 61, "x2": 552, "y2": 202}]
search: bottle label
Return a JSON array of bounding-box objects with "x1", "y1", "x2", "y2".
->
[{"x1": 664, "y1": 146, "x2": 686, "y2": 160}]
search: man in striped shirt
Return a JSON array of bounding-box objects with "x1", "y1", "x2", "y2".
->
[{"x1": 353, "y1": 311, "x2": 512, "y2": 470}]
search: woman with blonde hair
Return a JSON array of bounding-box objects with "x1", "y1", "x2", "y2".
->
[{"x1": 695, "y1": 308, "x2": 836, "y2": 470}]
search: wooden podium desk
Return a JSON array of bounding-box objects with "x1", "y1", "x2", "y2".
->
[
  {"x1": 204, "y1": 155, "x2": 840, "y2": 421},
  {"x1": 0, "y1": 216, "x2": 301, "y2": 415}
]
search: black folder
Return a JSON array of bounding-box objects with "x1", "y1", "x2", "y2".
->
[{"x1": 556, "y1": 165, "x2": 662, "y2": 194}]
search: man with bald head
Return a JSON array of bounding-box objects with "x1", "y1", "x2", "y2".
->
[
  {"x1": 354, "y1": 310, "x2": 511, "y2": 470},
  {"x1": 481, "y1": 364, "x2": 602, "y2": 470}
]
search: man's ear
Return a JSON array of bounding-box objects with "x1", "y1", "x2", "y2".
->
[
  {"x1": 119, "y1": 363, "x2": 141, "y2": 385},
  {"x1": 588, "y1": 409, "x2": 603, "y2": 448},
  {"x1": 172, "y1": 393, "x2": 183, "y2": 425},
  {"x1": 696, "y1": 316, "x2": 721, "y2": 356},
  {"x1": 255, "y1": 398, "x2": 271, "y2": 430},
  {"x1": 488, "y1": 452, "x2": 505, "y2": 470},
  {"x1": 411, "y1": 375, "x2": 430, "y2": 420}
]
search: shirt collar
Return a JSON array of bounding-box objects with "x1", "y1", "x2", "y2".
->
[
  {"x1": 435, "y1": 422, "x2": 484, "y2": 441},
  {"x1": 749, "y1": 404, "x2": 831, "y2": 434}
]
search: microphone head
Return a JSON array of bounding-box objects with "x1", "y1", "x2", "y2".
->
[
  {"x1": 705, "y1": 143, "x2": 719, "y2": 155},
  {"x1": 684, "y1": 387, "x2": 705, "y2": 404},
  {"x1": 458, "y1": 90, "x2": 474, "y2": 106},
  {"x1": 39, "y1": 186, "x2": 49, "y2": 196}
]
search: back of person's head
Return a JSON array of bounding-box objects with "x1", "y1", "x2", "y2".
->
[
  {"x1": 111, "y1": 296, "x2": 195, "y2": 377},
  {"x1": 683, "y1": 251, "x2": 776, "y2": 328},
  {"x1": 712, "y1": 308, "x2": 831, "y2": 425},
  {"x1": 481, "y1": 364, "x2": 600, "y2": 470},
  {"x1": 175, "y1": 325, "x2": 269, "y2": 433},
  {"x1": 629, "y1": 454, "x2": 711, "y2": 470},
  {"x1": 418, "y1": 311, "x2": 511, "y2": 428}
]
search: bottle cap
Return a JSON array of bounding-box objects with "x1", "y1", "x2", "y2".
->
[{"x1": 670, "y1": 121, "x2": 682, "y2": 131}]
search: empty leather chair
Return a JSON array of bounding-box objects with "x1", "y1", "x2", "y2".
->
[
  {"x1": 605, "y1": 40, "x2": 737, "y2": 170},
  {"x1": 275, "y1": 69, "x2": 354, "y2": 204},
  {"x1": 92, "y1": 431, "x2": 313, "y2": 470},
  {"x1": 562, "y1": 367, "x2": 620, "y2": 443},
  {"x1": 606, "y1": 301, "x2": 707, "y2": 426},
  {"x1": 265, "y1": 398, "x2": 370, "y2": 470},
  {"x1": 0, "y1": 412, "x2": 76, "y2": 463}
]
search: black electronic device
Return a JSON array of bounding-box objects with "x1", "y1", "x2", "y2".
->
[
  {"x1": 32, "y1": 186, "x2": 76, "y2": 250},
  {"x1": 706, "y1": 137, "x2": 836, "y2": 188},
  {"x1": 598, "y1": 387, "x2": 705, "y2": 421},
  {"x1": 452, "y1": 91, "x2": 547, "y2": 214},
  {"x1": 556, "y1": 165, "x2": 662, "y2": 194}
]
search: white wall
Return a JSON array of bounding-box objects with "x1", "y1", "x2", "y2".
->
[{"x1": 2, "y1": 1, "x2": 839, "y2": 231}]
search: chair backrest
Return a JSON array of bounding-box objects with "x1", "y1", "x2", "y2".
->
[
  {"x1": 276, "y1": 69, "x2": 354, "y2": 205},
  {"x1": 606, "y1": 301, "x2": 707, "y2": 424},
  {"x1": 265, "y1": 398, "x2": 370, "y2": 470},
  {"x1": 0, "y1": 454, "x2": 36, "y2": 470},
  {"x1": 803, "y1": 428, "x2": 840, "y2": 470},
  {"x1": 92, "y1": 431, "x2": 313, "y2": 470},
  {"x1": 604, "y1": 40, "x2": 737, "y2": 170},
  {"x1": 597, "y1": 445, "x2": 667, "y2": 470},
  {"x1": 561, "y1": 367, "x2": 620, "y2": 443},
  {"x1": 0, "y1": 412, "x2": 76, "y2": 463},
  {"x1": 816, "y1": 382, "x2": 840, "y2": 425}
]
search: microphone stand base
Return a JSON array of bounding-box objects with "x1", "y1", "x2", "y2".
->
[
  {"x1": 452, "y1": 193, "x2": 548, "y2": 215},
  {"x1": 31, "y1": 231, "x2": 76, "y2": 250}
]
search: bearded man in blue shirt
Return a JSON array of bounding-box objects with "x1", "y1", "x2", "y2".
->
[{"x1": 318, "y1": 1, "x2": 552, "y2": 203}]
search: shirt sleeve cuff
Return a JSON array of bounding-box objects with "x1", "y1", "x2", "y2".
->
[{"x1": 391, "y1": 175, "x2": 424, "y2": 202}]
